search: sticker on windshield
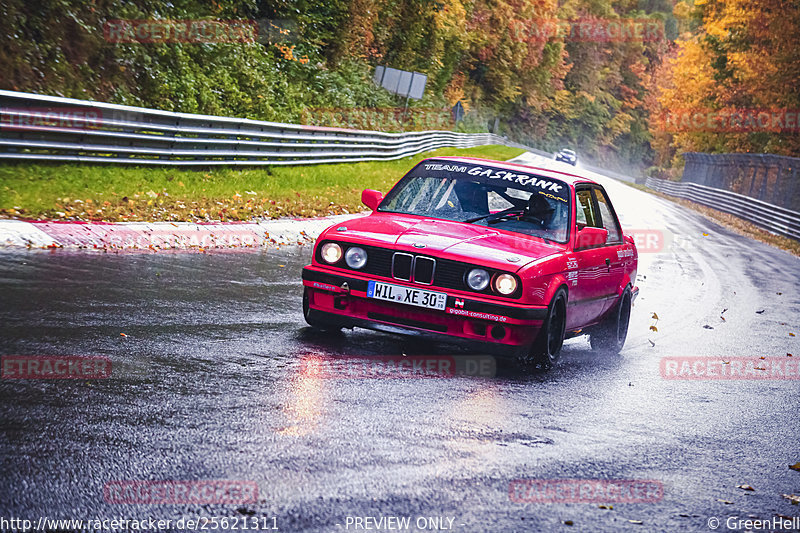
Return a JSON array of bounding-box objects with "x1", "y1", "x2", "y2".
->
[{"x1": 420, "y1": 161, "x2": 569, "y2": 202}]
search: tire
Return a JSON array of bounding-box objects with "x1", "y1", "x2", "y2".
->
[
  {"x1": 523, "y1": 288, "x2": 567, "y2": 369},
  {"x1": 589, "y1": 286, "x2": 632, "y2": 353},
  {"x1": 302, "y1": 288, "x2": 342, "y2": 331}
]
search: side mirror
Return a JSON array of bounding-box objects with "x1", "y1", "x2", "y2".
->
[
  {"x1": 361, "y1": 189, "x2": 384, "y2": 211},
  {"x1": 576, "y1": 227, "x2": 608, "y2": 250}
]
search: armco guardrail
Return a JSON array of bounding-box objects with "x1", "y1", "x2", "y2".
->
[
  {"x1": 645, "y1": 177, "x2": 800, "y2": 241},
  {"x1": 0, "y1": 90, "x2": 505, "y2": 166},
  {"x1": 683, "y1": 152, "x2": 800, "y2": 212}
]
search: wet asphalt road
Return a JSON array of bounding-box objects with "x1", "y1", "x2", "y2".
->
[{"x1": 1, "y1": 177, "x2": 800, "y2": 533}]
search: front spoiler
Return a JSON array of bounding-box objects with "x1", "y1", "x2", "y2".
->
[{"x1": 305, "y1": 306, "x2": 528, "y2": 358}]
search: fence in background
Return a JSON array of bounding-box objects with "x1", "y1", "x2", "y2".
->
[
  {"x1": 645, "y1": 177, "x2": 800, "y2": 241},
  {"x1": 0, "y1": 90, "x2": 504, "y2": 166},
  {"x1": 682, "y1": 152, "x2": 800, "y2": 212}
]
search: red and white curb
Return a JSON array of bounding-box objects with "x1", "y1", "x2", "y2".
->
[{"x1": 0, "y1": 214, "x2": 362, "y2": 250}]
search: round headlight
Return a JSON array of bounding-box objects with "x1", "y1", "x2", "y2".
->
[
  {"x1": 495, "y1": 273, "x2": 518, "y2": 295},
  {"x1": 345, "y1": 246, "x2": 368, "y2": 269},
  {"x1": 466, "y1": 268, "x2": 490, "y2": 291},
  {"x1": 320, "y1": 242, "x2": 342, "y2": 264}
]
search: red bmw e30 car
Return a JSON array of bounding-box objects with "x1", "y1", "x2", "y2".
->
[{"x1": 301, "y1": 156, "x2": 638, "y2": 368}]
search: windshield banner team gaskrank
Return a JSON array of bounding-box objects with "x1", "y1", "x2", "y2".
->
[{"x1": 420, "y1": 161, "x2": 569, "y2": 201}]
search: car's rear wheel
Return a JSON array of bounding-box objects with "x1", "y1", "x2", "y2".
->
[
  {"x1": 521, "y1": 288, "x2": 567, "y2": 369},
  {"x1": 589, "y1": 286, "x2": 631, "y2": 353},
  {"x1": 302, "y1": 288, "x2": 342, "y2": 331}
]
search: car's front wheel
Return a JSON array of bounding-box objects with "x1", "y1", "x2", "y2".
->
[
  {"x1": 589, "y1": 286, "x2": 632, "y2": 353},
  {"x1": 522, "y1": 288, "x2": 567, "y2": 369}
]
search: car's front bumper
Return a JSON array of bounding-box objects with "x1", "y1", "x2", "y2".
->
[{"x1": 302, "y1": 266, "x2": 548, "y2": 355}]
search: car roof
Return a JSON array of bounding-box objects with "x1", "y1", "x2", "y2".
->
[
  {"x1": 558, "y1": 149, "x2": 576, "y2": 155},
  {"x1": 429, "y1": 156, "x2": 597, "y2": 188}
]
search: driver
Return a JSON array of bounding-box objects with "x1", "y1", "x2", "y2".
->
[
  {"x1": 524, "y1": 193, "x2": 556, "y2": 228},
  {"x1": 453, "y1": 181, "x2": 489, "y2": 218}
]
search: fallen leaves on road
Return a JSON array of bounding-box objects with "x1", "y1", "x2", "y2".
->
[
  {"x1": 703, "y1": 325, "x2": 714, "y2": 330},
  {"x1": 782, "y1": 494, "x2": 800, "y2": 505},
  {"x1": 790, "y1": 462, "x2": 800, "y2": 471},
  {"x1": 120, "y1": 333, "x2": 127, "y2": 337},
  {"x1": 717, "y1": 499, "x2": 733, "y2": 504},
  {"x1": 563, "y1": 520, "x2": 574, "y2": 526},
  {"x1": 628, "y1": 520, "x2": 643, "y2": 525},
  {"x1": 756, "y1": 309, "x2": 765, "y2": 314},
  {"x1": 737, "y1": 484, "x2": 755, "y2": 491}
]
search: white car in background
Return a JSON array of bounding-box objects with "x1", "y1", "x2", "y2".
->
[{"x1": 554, "y1": 149, "x2": 578, "y2": 166}]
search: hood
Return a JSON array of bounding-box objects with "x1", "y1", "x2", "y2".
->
[{"x1": 324, "y1": 213, "x2": 563, "y2": 272}]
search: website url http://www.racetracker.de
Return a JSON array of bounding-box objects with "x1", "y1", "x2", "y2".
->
[{"x1": 0, "y1": 516, "x2": 280, "y2": 531}]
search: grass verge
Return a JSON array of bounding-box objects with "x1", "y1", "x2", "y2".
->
[{"x1": 0, "y1": 145, "x2": 524, "y2": 222}]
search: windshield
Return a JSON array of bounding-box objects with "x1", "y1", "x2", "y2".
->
[{"x1": 379, "y1": 160, "x2": 571, "y2": 243}]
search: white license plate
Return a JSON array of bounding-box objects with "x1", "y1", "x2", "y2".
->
[{"x1": 367, "y1": 281, "x2": 447, "y2": 311}]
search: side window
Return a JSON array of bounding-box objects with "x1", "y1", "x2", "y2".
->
[
  {"x1": 593, "y1": 188, "x2": 622, "y2": 243},
  {"x1": 575, "y1": 189, "x2": 599, "y2": 229}
]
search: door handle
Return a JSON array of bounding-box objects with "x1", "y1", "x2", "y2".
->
[{"x1": 605, "y1": 258, "x2": 611, "y2": 271}]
